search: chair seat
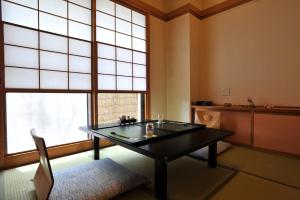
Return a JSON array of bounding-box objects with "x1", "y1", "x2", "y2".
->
[{"x1": 49, "y1": 158, "x2": 148, "y2": 200}]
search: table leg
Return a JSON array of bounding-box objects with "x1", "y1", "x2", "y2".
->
[
  {"x1": 93, "y1": 136, "x2": 100, "y2": 160},
  {"x1": 208, "y1": 142, "x2": 217, "y2": 168},
  {"x1": 155, "y1": 159, "x2": 167, "y2": 200}
]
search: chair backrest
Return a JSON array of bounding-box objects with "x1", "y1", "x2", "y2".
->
[{"x1": 30, "y1": 129, "x2": 54, "y2": 200}]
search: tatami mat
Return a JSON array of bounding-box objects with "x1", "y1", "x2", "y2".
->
[
  {"x1": 211, "y1": 172, "x2": 300, "y2": 200},
  {"x1": 1, "y1": 145, "x2": 300, "y2": 200},
  {"x1": 0, "y1": 146, "x2": 234, "y2": 200},
  {"x1": 218, "y1": 146, "x2": 300, "y2": 189}
]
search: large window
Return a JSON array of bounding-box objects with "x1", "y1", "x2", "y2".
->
[
  {"x1": 6, "y1": 93, "x2": 88, "y2": 154},
  {"x1": 2, "y1": 0, "x2": 92, "y2": 90},
  {"x1": 0, "y1": 0, "x2": 148, "y2": 157},
  {"x1": 96, "y1": 0, "x2": 147, "y2": 91}
]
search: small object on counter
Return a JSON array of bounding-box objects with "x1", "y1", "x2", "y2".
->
[
  {"x1": 194, "y1": 101, "x2": 213, "y2": 106},
  {"x1": 119, "y1": 116, "x2": 137, "y2": 125},
  {"x1": 224, "y1": 103, "x2": 232, "y2": 107},
  {"x1": 264, "y1": 104, "x2": 274, "y2": 109},
  {"x1": 145, "y1": 122, "x2": 154, "y2": 138},
  {"x1": 247, "y1": 96, "x2": 256, "y2": 108}
]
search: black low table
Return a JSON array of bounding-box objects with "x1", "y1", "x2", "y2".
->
[{"x1": 80, "y1": 120, "x2": 233, "y2": 200}]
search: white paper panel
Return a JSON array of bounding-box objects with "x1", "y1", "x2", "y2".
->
[
  {"x1": 40, "y1": 33, "x2": 68, "y2": 53},
  {"x1": 69, "y1": 0, "x2": 91, "y2": 9},
  {"x1": 133, "y1": 38, "x2": 146, "y2": 52},
  {"x1": 132, "y1": 11, "x2": 146, "y2": 27},
  {"x1": 97, "y1": 27, "x2": 115, "y2": 45},
  {"x1": 69, "y1": 73, "x2": 91, "y2": 90},
  {"x1": 39, "y1": 0, "x2": 67, "y2": 17},
  {"x1": 96, "y1": 0, "x2": 115, "y2": 15},
  {"x1": 40, "y1": 51, "x2": 68, "y2": 71},
  {"x1": 133, "y1": 78, "x2": 146, "y2": 91},
  {"x1": 133, "y1": 65, "x2": 146, "y2": 77},
  {"x1": 40, "y1": 13, "x2": 67, "y2": 35},
  {"x1": 98, "y1": 43, "x2": 115, "y2": 59},
  {"x1": 117, "y1": 62, "x2": 132, "y2": 76},
  {"x1": 117, "y1": 48, "x2": 132, "y2": 62},
  {"x1": 116, "y1": 19, "x2": 131, "y2": 35},
  {"x1": 116, "y1": 4, "x2": 131, "y2": 22},
  {"x1": 98, "y1": 75, "x2": 116, "y2": 90},
  {"x1": 5, "y1": 67, "x2": 39, "y2": 88},
  {"x1": 4, "y1": 24, "x2": 38, "y2": 48},
  {"x1": 116, "y1": 33, "x2": 131, "y2": 49},
  {"x1": 4, "y1": 45, "x2": 38, "y2": 69},
  {"x1": 132, "y1": 25, "x2": 145, "y2": 39},
  {"x1": 40, "y1": 70, "x2": 68, "y2": 89},
  {"x1": 96, "y1": 12, "x2": 115, "y2": 30},
  {"x1": 9, "y1": 0, "x2": 38, "y2": 8},
  {"x1": 69, "y1": 3, "x2": 91, "y2": 25},
  {"x1": 133, "y1": 51, "x2": 146, "y2": 65},
  {"x1": 69, "y1": 39, "x2": 91, "y2": 57},
  {"x1": 69, "y1": 56, "x2": 91, "y2": 73},
  {"x1": 98, "y1": 59, "x2": 115, "y2": 74},
  {"x1": 69, "y1": 21, "x2": 91, "y2": 41},
  {"x1": 2, "y1": 1, "x2": 38, "y2": 29},
  {"x1": 117, "y1": 76, "x2": 132, "y2": 90}
]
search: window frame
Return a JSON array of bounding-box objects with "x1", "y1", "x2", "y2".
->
[{"x1": 0, "y1": 0, "x2": 150, "y2": 169}]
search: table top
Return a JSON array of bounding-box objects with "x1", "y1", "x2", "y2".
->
[
  {"x1": 80, "y1": 120, "x2": 233, "y2": 161},
  {"x1": 80, "y1": 120, "x2": 205, "y2": 146}
]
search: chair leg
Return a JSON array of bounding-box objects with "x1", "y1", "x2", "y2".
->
[{"x1": 93, "y1": 136, "x2": 100, "y2": 160}]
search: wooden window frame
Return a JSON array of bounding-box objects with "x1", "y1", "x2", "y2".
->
[{"x1": 0, "y1": 0, "x2": 150, "y2": 169}]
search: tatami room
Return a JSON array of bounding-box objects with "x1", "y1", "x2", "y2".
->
[{"x1": 0, "y1": 0, "x2": 300, "y2": 200}]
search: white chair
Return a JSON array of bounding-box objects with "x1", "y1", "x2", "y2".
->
[{"x1": 30, "y1": 129, "x2": 147, "y2": 200}]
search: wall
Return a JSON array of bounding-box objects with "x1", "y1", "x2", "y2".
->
[
  {"x1": 149, "y1": 16, "x2": 167, "y2": 119},
  {"x1": 190, "y1": 15, "x2": 203, "y2": 103},
  {"x1": 166, "y1": 14, "x2": 191, "y2": 122},
  {"x1": 200, "y1": 0, "x2": 300, "y2": 107}
]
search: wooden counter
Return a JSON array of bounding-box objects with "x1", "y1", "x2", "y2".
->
[
  {"x1": 191, "y1": 105, "x2": 300, "y2": 157},
  {"x1": 191, "y1": 105, "x2": 300, "y2": 115}
]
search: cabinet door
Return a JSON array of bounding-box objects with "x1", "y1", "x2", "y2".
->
[
  {"x1": 220, "y1": 111, "x2": 252, "y2": 146},
  {"x1": 254, "y1": 113, "x2": 300, "y2": 155}
]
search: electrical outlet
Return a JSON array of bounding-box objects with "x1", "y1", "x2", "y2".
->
[{"x1": 222, "y1": 88, "x2": 230, "y2": 96}]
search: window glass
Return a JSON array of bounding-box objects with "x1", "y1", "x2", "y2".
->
[
  {"x1": 96, "y1": 1, "x2": 147, "y2": 91},
  {"x1": 6, "y1": 93, "x2": 88, "y2": 154},
  {"x1": 98, "y1": 93, "x2": 142, "y2": 124}
]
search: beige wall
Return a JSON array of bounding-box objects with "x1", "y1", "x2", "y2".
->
[
  {"x1": 166, "y1": 14, "x2": 191, "y2": 122},
  {"x1": 149, "y1": 0, "x2": 300, "y2": 122},
  {"x1": 200, "y1": 0, "x2": 300, "y2": 106},
  {"x1": 149, "y1": 16, "x2": 167, "y2": 119},
  {"x1": 190, "y1": 15, "x2": 203, "y2": 103}
]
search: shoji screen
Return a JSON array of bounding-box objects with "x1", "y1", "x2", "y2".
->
[
  {"x1": 96, "y1": 0, "x2": 147, "y2": 91},
  {"x1": 2, "y1": 0, "x2": 92, "y2": 90}
]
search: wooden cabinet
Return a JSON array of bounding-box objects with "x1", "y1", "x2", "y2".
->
[
  {"x1": 220, "y1": 111, "x2": 252, "y2": 146},
  {"x1": 191, "y1": 105, "x2": 300, "y2": 156},
  {"x1": 254, "y1": 113, "x2": 300, "y2": 156}
]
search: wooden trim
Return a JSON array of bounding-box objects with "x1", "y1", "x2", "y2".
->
[
  {"x1": 113, "y1": 0, "x2": 253, "y2": 21},
  {"x1": 191, "y1": 105, "x2": 300, "y2": 116},
  {"x1": 113, "y1": 0, "x2": 166, "y2": 20},
  {"x1": 201, "y1": 0, "x2": 253, "y2": 19},
  {"x1": 91, "y1": 0, "x2": 98, "y2": 126},
  {"x1": 2, "y1": 140, "x2": 114, "y2": 169},
  {"x1": 165, "y1": 3, "x2": 202, "y2": 21},
  {"x1": 0, "y1": 13, "x2": 6, "y2": 168},
  {"x1": 145, "y1": 14, "x2": 151, "y2": 120}
]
